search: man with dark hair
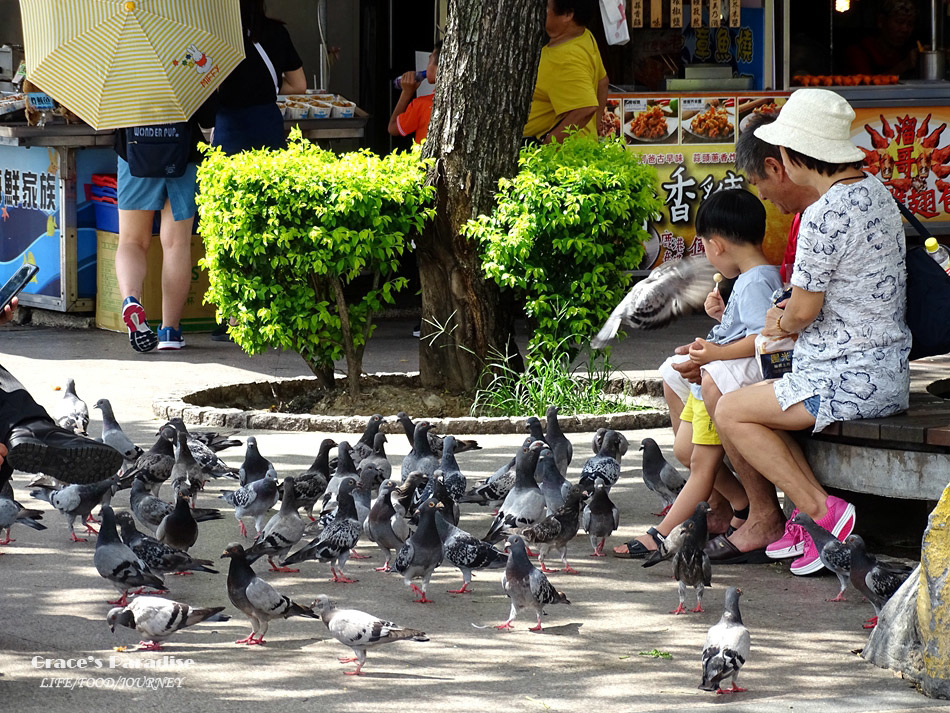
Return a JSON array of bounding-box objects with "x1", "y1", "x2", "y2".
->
[{"x1": 388, "y1": 41, "x2": 443, "y2": 144}]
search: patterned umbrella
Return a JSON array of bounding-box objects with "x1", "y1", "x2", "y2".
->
[{"x1": 19, "y1": 0, "x2": 244, "y2": 129}]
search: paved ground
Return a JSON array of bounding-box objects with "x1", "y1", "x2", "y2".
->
[{"x1": 0, "y1": 316, "x2": 943, "y2": 712}]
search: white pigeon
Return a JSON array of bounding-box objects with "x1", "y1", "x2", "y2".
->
[
  {"x1": 107, "y1": 595, "x2": 227, "y2": 651},
  {"x1": 592, "y1": 256, "x2": 717, "y2": 347},
  {"x1": 699, "y1": 586, "x2": 751, "y2": 695},
  {"x1": 55, "y1": 378, "x2": 89, "y2": 435},
  {"x1": 312, "y1": 594, "x2": 428, "y2": 676}
]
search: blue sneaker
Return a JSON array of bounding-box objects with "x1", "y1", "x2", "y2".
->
[
  {"x1": 121, "y1": 297, "x2": 157, "y2": 353},
  {"x1": 157, "y1": 325, "x2": 185, "y2": 351}
]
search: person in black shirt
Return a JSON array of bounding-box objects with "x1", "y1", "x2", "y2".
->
[{"x1": 213, "y1": 0, "x2": 306, "y2": 154}]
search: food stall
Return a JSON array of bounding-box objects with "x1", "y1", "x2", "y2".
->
[{"x1": 604, "y1": 0, "x2": 950, "y2": 271}]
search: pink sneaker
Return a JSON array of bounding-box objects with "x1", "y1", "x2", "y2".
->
[
  {"x1": 766, "y1": 508, "x2": 805, "y2": 559},
  {"x1": 789, "y1": 496, "x2": 856, "y2": 576},
  {"x1": 790, "y1": 532, "x2": 825, "y2": 574}
]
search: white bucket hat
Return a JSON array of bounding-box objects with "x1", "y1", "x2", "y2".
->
[{"x1": 753, "y1": 88, "x2": 864, "y2": 163}]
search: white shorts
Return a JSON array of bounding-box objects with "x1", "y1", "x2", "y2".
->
[
  {"x1": 659, "y1": 354, "x2": 693, "y2": 403},
  {"x1": 700, "y1": 356, "x2": 762, "y2": 396}
]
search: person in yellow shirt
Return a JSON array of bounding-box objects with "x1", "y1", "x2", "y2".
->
[{"x1": 524, "y1": 0, "x2": 609, "y2": 144}]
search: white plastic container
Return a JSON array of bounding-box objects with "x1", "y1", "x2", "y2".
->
[
  {"x1": 284, "y1": 102, "x2": 309, "y2": 120},
  {"x1": 308, "y1": 101, "x2": 332, "y2": 119},
  {"x1": 329, "y1": 100, "x2": 356, "y2": 119}
]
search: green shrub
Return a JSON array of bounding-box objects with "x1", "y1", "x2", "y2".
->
[
  {"x1": 466, "y1": 133, "x2": 660, "y2": 363},
  {"x1": 196, "y1": 132, "x2": 434, "y2": 394}
]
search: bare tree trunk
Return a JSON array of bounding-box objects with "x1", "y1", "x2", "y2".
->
[{"x1": 417, "y1": 0, "x2": 546, "y2": 393}]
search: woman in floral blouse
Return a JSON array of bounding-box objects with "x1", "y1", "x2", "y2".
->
[{"x1": 713, "y1": 89, "x2": 911, "y2": 576}]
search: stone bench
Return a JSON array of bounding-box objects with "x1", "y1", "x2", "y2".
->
[{"x1": 801, "y1": 378, "x2": 950, "y2": 501}]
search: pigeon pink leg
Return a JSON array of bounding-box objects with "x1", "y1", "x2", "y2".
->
[
  {"x1": 495, "y1": 621, "x2": 514, "y2": 630},
  {"x1": 137, "y1": 641, "x2": 163, "y2": 651},
  {"x1": 238, "y1": 520, "x2": 248, "y2": 538},
  {"x1": 84, "y1": 522, "x2": 99, "y2": 535},
  {"x1": 529, "y1": 614, "x2": 543, "y2": 632},
  {"x1": 827, "y1": 593, "x2": 847, "y2": 602},
  {"x1": 653, "y1": 504, "x2": 672, "y2": 517},
  {"x1": 86, "y1": 513, "x2": 100, "y2": 525},
  {"x1": 374, "y1": 558, "x2": 392, "y2": 572},
  {"x1": 410, "y1": 583, "x2": 432, "y2": 603},
  {"x1": 447, "y1": 581, "x2": 471, "y2": 594},
  {"x1": 670, "y1": 603, "x2": 687, "y2": 615},
  {"x1": 268, "y1": 557, "x2": 299, "y2": 574},
  {"x1": 0, "y1": 534, "x2": 13, "y2": 545},
  {"x1": 108, "y1": 591, "x2": 130, "y2": 606},
  {"x1": 343, "y1": 662, "x2": 364, "y2": 676},
  {"x1": 717, "y1": 684, "x2": 747, "y2": 694},
  {"x1": 690, "y1": 604, "x2": 704, "y2": 613},
  {"x1": 540, "y1": 562, "x2": 560, "y2": 573},
  {"x1": 330, "y1": 566, "x2": 357, "y2": 584},
  {"x1": 349, "y1": 549, "x2": 370, "y2": 560},
  {"x1": 590, "y1": 538, "x2": 606, "y2": 557},
  {"x1": 69, "y1": 532, "x2": 88, "y2": 543},
  {"x1": 863, "y1": 616, "x2": 879, "y2": 629}
]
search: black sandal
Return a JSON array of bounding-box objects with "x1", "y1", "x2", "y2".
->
[
  {"x1": 725, "y1": 505, "x2": 750, "y2": 537},
  {"x1": 613, "y1": 527, "x2": 665, "y2": 559}
]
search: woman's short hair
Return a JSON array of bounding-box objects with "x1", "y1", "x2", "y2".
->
[
  {"x1": 782, "y1": 147, "x2": 865, "y2": 177},
  {"x1": 551, "y1": 0, "x2": 597, "y2": 27}
]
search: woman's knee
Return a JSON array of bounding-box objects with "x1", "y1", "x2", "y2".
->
[{"x1": 714, "y1": 391, "x2": 741, "y2": 436}]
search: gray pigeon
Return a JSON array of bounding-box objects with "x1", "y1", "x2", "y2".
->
[
  {"x1": 643, "y1": 501, "x2": 709, "y2": 568},
  {"x1": 244, "y1": 477, "x2": 306, "y2": 573},
  {"x1": 671, "y1": 506, "x2": 712, "y2": 614},
  {"x1": 238, "y1": 436, "x2": 277, "y2": 487},
  {"x1": 483, "y1": 440, "x2": 545, "y2": 543},
  {"x1": 115, "y1": 510, "x2": 217, "y2": 576},
  {"x1": 163, "y1": 420, "x2": 237, "y2": 481},
  {"x1": 699, "y1": 586, "x2": 751, "y2": 694},
  {"x1": 522, "y1": 486, "x2": 585, "y2": 574},
  {"x1": 392, "y1": 498, "x2": 445, "y2": 603},
  {"x1": 155, "y1": 496, "x2": 199, "y2": 551},
  {"x1": 591, "y1": 427, "x2": 629, "y2": 456},
  {"x1": 421, "y1": 471, "x2": 460, "y2": 526},
  {"x1": 537, "y1": 447, "x2": 571, "y2": 515},
  {"x1": 292, "y1": 438, "x2": 334, "y2": 520},
  {"x1": 320, "y1": 442, "x2": 360, "y2": 515},
  {"x1": 545, "y1": 406, "x2": 573, "y2": 476},
  {"x1": 434, "y1": 510, "x2": 507, "y2": 594},
  {"x1": 582, "y1": 478, "x2": 619, "y2": 556},
  {"x1": 846, "y1": 534, "x2": 914, "y2": 629},
  {"x1": 592, "y1": 255, "x2": 717, "y2": 347},
  {"x1": 30, "y1": 475, "x2": 119, "y2": 542},
  {"x1": 791, "y1": 513, "x2": 852, "y2": 601},
  {"x1": 395, "y1": 412, "x2": 481, "y2": 457},
  {"x1": 220, "y1": 477, "x2": 280, "y2": 538},
  {"x1": 434, "y1": 435, "x2": 466, "y2": 501},
  {"x1": 359, "y1": 432, "x2": 391, "y2": 484},
  {"x1": 401, "y1": 421, "x2": 439, "y2": 481},
  {"x1": 93, "y1": 398, "x2": 143, "y2": 464},
  {"x1": 459, "y1": 454, "x2": 516, "y2": 508},
  {"x1": 107, "y1": 595, "x2": 227, "y2": 651},
  {"x1": 640, "y1": 437, "x2": 686, "y2": 517},
  {"x1": 525, "y1": 416, "x2": 546, "y2": 445},
  {"x1": 366, "y1": 479, "x2": 410, "y2": 572},
  {"x1": 222, "y1": 542, "x2": 318, "y2": 645},
  {"x1": 130, "y1": 477, "x2": 222, "y2": 532},
  {"x1": 55, "y1": 378, "x2": 89, "y2": 435},
  {"x1": 0, "y1": 486, "x2": 45, "y2": 546},
  {"x1": 283, "y1": 477, "x2": 362, "y2": 582},
  {"x1": 312, "y1": 594, "x2": 428, "y2": 676},
  {"x1": 497, "y1": 534, "x2": 570, "y2": 631},
  {"x1": 577, "y1": 430, "x2": 625, "y2": 493},
  {"x1": 166, "y1": 420, "x2": 241, "y2": 452},
  {"x1": 392, "y1": 471, "x2": 428, "y2": 516},
  {"x1": 128, "y1": 426, "x2": 177, "y2": 496},
  {"x1": 94, "y1": 506, "x2": 166, "y2": 606},
  {"x1": 170, "y1": 432, "x2": 207, "y2": 506},
  {"x1": 350, "y1": 414, "x2": 385, "y2": 465}
]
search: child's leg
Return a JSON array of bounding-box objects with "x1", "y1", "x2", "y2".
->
[
  {"x1": 654, "y1": 443, "x2": 723, "y2": 534},
  {"x1": 664, "y1": 381, "x2": 685, "y2": 438}
]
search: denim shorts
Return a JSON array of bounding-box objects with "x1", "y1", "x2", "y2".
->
[
  {"x1": 117, "y1": 157, "x2": 198, "y2": 222},
  {"x1": 802, "y1": 394, "x2": 821, "y2": 418}
]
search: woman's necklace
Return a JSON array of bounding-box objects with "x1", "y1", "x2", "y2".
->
[{"x1": 829, "y1": 173, "x2": 866, "y2": 188}]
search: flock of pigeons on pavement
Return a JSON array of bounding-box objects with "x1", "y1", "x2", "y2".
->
[{"x1": 0, "y1": 379, "x2": 913, "y2": 687}]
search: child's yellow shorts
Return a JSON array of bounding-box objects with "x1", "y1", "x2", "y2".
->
[{"x1": 680, "y1": 393, "x2": 721, "y2": 446}]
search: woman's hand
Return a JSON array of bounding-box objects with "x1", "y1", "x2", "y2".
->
[
  {"x1": 0, "y1": 297, "x2": 19, "y2": 327},
  {"x1": 761, "y1": 304, "x2": 786, "y2": 337},
  {"x1": 688, "y1": 337, "x2": 720, "y2": 365},
  {"x1": 704, "y1": 289, "x2": 725, "y2": 321}
]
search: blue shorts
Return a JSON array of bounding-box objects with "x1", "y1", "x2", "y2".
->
[
  {"x1": 802, "y1": 395, "x2": 821, "y2": 418},
  {"x1": 117, "y1": 157, "x2": 198, "y2": 222}
]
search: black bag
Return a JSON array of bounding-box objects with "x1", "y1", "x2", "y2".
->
[
  {"x1": 895, "y1": 200, "x2": 950, "y2": 360},
  {"x1": 124, "y1": 122, "x2": 192, "y2": 178}
]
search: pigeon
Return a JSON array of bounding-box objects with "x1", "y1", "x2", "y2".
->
[
  {"x1": 433, "y1": 435, "x2": 466, "y2": 501},
  {"x1": 350, "y1": 414, "x2": 385, "y2": 465},
  {"x1": 544, "y1": 406, "x2": 573, "y2": 476},
  {"x1": 366, "y1": 479, "x2": 410, "y2": 572},
  {"x1": 238, "y1": 436, "x2": 277, "y2": 487},
  {"x1": 699, "y1": 586, "x2": 751, "y2": 695},
  {"x1": 30, "y1": 475, "x2": 119, "y2": 542},
  {"x1": 395, "y1": 412, "x2": 481, "y2": 457},
  {"x1": 321, "y1": 441, "x2": 359, "y2": 505},
  {"x1": 55, "y1": 378, "x2": 89, "y2": 435},
  {"x1": 165, "y1": 419, "x2": 241, "y2": 452},
  {"x1": 537, "y1": 447, "x2": 571, "y2": 515},
  {"x1": 577, "y1": 430, "x2": 625, "y2": 493},
  {"x1": 420, "y1": 471, "x2": 460, "y2": 526},
  {"x1": 790, "y1": 513, "x2": 852, "y2": 602},
  {"x1": 483, "y1": 440, "x2": 546, "y2": 543},
  {"x1": 311, "y1": 594, "x2": 428, "y2": 676},
  {"x1": 525, "y1": 416, "x2": 547, "y2": 445},
  {"x1": 392, "y1": 498, "x2": 445, "y2": 603},
  {"x1": 107, "y1": 595, "x2": 228, "y2": 651},
  {"x1": 392, "y1": 470, "x2": 428, "y2": 516},
  {"x1": 458, "y1": 439, "x2": 531, "y2": 508},
  {"x1": 244, "y1": 477, "x2": 306, "y2": 573},
  {"x1": 591, "y1": 428, "x2": 629, "y2": 456},
  {"x1": 354, "y1": 463, "x2": 382, "y2": 524},
  {"x1": 643, "y1": 501, "x2": 710, "y2": 568},
  {"x1": 169, "y1": 431, "x2": 207, "y2": 505},
  {"x1": 115, "y1": 511, "x2": 217, "y2": 576},
  {"x1": 401, "y1": 421, "x2": 440, "y2": 481},
  {"x1": 221, "y1": 542, "x2": 318, "y2": 645},
  {"x1": 94, "y1": 506, "x2": 166, "y2": 606},
  {"x1": 434, "y1": 510, "x2": 508, "y2": 594},
  {"x1": 127, "y1": 426, "x2": 177, "y2": 496},
  {"x1": 582, "y1": 477, "x2": 619, "y2": 556},
  {"x1": 845, "y1": 534, "x2": 914, "y2": 629},
  {"x1": 640, "y1": 438, "x2": 686, "y2": 517},
  {"x1": 292, "y1": 438, "x2": 334, "y2": 520},
  {"x1": 283, "y1": 477, "x2": 362, "y2": 583},
  {"x1": 497, "y1": 534, "x2": 570, "y2": 631},
  {"x1": 522, "y1": 486, "x2": 585, "y2": 574},
  {"x1": 220, "y1": 477, "x2": 280, "y2": 538},
  {"x1": 93, "y1": 398, "x2": 143, "y2": 464},
  {"x1": 591, "y1": 255, "x2": 717, "y2": 347},
  {"x1": 130, "y1": 477, "x2": 222, "y2": 532},
  {"x1": 670, "y1": 504, "x2": 712, "y2": 614},
  {"x1": 155, "y1": 496, "x2": 199, "y2": 551},
  {"x1": 359, "y1": 432, "x2": 392, "y2": 484},
  {"x1": 0, "y1": 486, "x2": 45, "y2": 547},
  {"x1": 163, "y1": 420, "x2": 237, "y2": 480}
]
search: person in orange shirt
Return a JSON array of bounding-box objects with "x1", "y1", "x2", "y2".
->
[{"x1": 388, "y1": 42, "x2": 441, "y2": 144}]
